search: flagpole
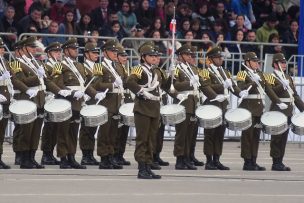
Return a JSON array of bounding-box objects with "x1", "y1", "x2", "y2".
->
[{"x1": 169, "y1": 6, "x2": 176, "y2": 93}]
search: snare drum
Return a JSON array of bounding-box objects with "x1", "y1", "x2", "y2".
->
[
  {"x1": 225, "y1": 108, "x2": 252, "y2": 131},
  {"x1": 44, "y1": 99, "x2": 72, "y2": 122},
  {"x1": 291, "y1": 112, "x2": 304, "y2": 135},
  {"x1": 195, "y1": 105, "x2": 222, "y2": 129},
  {"x1": 160, "y1": 104, "x2": 186, "y2": 125},
  {"x1": 261, "y1": 111, "x2": 288, "y2": 135},
  {"x1": 119, "y1": 103, "x2": 135, "y2": 127},
  {"x1": 9, "y1": 100, "x2": 37, "y2": 124},
  {"x1": 80, "y1": 105, "x2": 108, "y2": 127}
]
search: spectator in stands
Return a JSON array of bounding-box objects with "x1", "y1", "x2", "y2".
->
[
  {"x1": 103, "y1": 20, "x2": 127, "y2": 41},
  {"x1": 228, "y1": 29, "x2": 246, "y2": 73},
  {"x1": 145, "y1": 17, "x2": 167, "y2": 38},
  {"x1": 213, "y1": 1, "x2": 230, "y2": 26},
  {"x1": 209, "y1": 18, "x2": 231, "y2": 42},
  {"x1": 165, "y1": 1, "x2": 174, "y2": 31},
  {"x1": 216, "y1": 32, "x2": 231, "y2": 59},
  {"x1": 230, "y1": 15, "x2": 248, "y2": 40},
  {"x1": 135, "y1": 0, "x2": 154, "y2": 27},
  {"x1": 88, "y1": 29, "x2": 104, "y2": 48},
  {"x1": 10, "y1": 0, "x2": 26, "y2": 22},
  {"x1": 183, "y1": 30, "x2": 194, "y2": 46},
  {"x1": 273, "y1": 3, "x2": 288, "y2": 37},
  {"x1": 59, "y1": 10, "x2": 77, "y2": 36},
  {"x1": 76, "y1": 13, "x2": 95, "y2": 46},
  {"x1": 252, "y1": 0, "x2": 272, "y2": 29},
  {"x1": 231, "y1": 0, "x2": 256, "y2": 24},
  {"x1": 283, "y1": 19, "x2": 299, "y2": 59},
  {"x1": 65, "y1": 0, "x2": 81, "y2": 23},
  {"x1": 49, "y1": 0, "x2": 69, "y2": 24},
  {"x1": 42, "y1": 20, "x2": 65, "y2": 46},
  {"x1": 191, "y1": 1, "x2": 214, "y2": 31},
  {"x1": 264, "y1": 33, "x2": 285, "y2": 58},
  {"x1": 190, "y1": 18, "x2": 202, "y2": 40},
  {"x1": 1, "y1": 6, "x2": 17, "y2": 32},
  {"x1": 242, "y1": 29, "x2": 260, "y2": 57},
  {"x1": 40, "y1": 14, "x2": 51, "y2": 30},
  {"x1": 176, "y1": 3, "x2": 192, "y2": 23},
  {"x1": 117, "y1": 0, "x2": 137, "y2": 36},
  {"x1": 29, "y1": 0, "x2": 51, "y2": 17},
  {"x1": 90, "y1": 0, "x2": 111, "y2": 32},
  {"x1": 176, "y1": 17, "x2": 191, "y2": 39},
  {"x1": 16, "y1": 6, "x2": 42, "y2": 35},
  {"x1": 155, "y1": 0, "x2": 166, "y2": 24},
  {"x1": 100, "y1": 10, "x2": 119, "y2": 34},
  {"x1": 256, "y1": 13, "x2": 278, "y2": 42},
  {"x1": 198, "y1": 31, "x2": 213, "y2": 68},
  {"x1": 149, "y1": 29, "x2": 167, "y2": 65}
]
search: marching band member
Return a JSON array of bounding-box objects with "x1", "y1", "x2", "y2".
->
[
  {"x1": 79, "y1": 42, "x2": 101, "y2": 166},
  {"x1": 113, "y1": 43, "x2": 131, "y2": 166},
  {"x1": 236, "y1": 52, "x2": 268, "y2": 171},
  {"x1": 95, "y1": 39, "x2": 125, "y2": 170},
  {"x1": 0, "y1": 38, "x2": 12, "y2": 169},
  {"x1": 199, "y1": 46, "x2": 248, "y2": 170},
  {"x1": 126, "y1": 42, "x2": 162, "y2": 179},
  {"x1": 265, "y1": 53, "x2": 304, "y2": 171},
  {"x1": 172, "y1": 44, "x2": 199, "y2": 170}
]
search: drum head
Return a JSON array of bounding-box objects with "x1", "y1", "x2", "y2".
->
[
  {"x1": 291, "y1": 112, "x2": 304, "y2": 127},
  {"x1": 119, "y1": 103, "x2": 134, "y2": 116},
  {"x1": 160, "y1": 104, "x2": 184, "y2": 115},
  {"x1": 9, "y1": 100, "x2": 37, "y2": 114},
  {"x1": 80, "y1": 105, "x2": 107, "y2": 117},
  {"x1": 225, "y1": 108, "x2": 251, "y2": 122},
  {"x1": 44, "y1": 99, "x2": 71, "y2": 113},
  {"x1": 261, "y1": 111, "x2": 287, "y2": 126},
  {"x1": 196, "y1": 105, "x2": 222, "y2": 119}
]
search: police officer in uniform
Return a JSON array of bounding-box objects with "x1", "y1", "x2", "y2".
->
[
  {"x1": 236, "y1": 52, "x2": 267, "y2": 171},
  {"x1": 79, "y1": 42, "x2": 101, "y2": 166},
  {"x1": 265, "y1": 53, "x2": 304, "y2": 171},
  {"x1": 127, "y1": 42, "x2": 162, "y2": 179},
  {"x1": 0, "y1": 38, "x2": 12, "y2": 169},
  {"x1": 200, "y1": 46, "x2": 247, "y2": 170}
]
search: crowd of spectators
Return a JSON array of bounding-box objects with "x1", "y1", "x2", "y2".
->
[{"x1": 0, "y1": 0, "x2": 300, "y2": 63}]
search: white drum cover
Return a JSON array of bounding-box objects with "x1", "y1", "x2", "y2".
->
[
  {"x1": 9, "y1": 100, "x2": 37, "y2": 124},
  {"x1": 160, "y1": 104, "x2": 186, "y2": 125},
  {"x1": 291, "y1": 112, "x2": 304, "y2": 135},
  {"x1": 225, "y1": 108, "x2": 252, "y2": 131},
  {"x1": 80, "y1": 105, "x2": 108, "y2": 127},
  {"x1": 119, "y1": 103, "x2": 135, "y2": 126},
  {"x1": 44, "y1": 99, "x2": 72, "y2": 122},
  {"x1": 195, "y1": 105, "x2": 222, "y2": 129},
  {"x1": 261, "y1": 111, "x2": 288, "y2": 135}
]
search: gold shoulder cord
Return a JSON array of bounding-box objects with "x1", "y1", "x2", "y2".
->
[
  {"x1": 199, "y1": 69, "x2": 210, "y2": 80},
  {"x1": 9, "y1": 61, "x2": 22, "y2": 74},
  {"x1": 236, "y1": 71, "x2": 246, "y2": 81},
  {"x1": 131, "y1": 66, "x2": 143, "y2": 79},
  {"x1": 93, "y1": 63, "x2": 103, "y2": 76}
]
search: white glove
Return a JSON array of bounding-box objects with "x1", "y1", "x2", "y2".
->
[
  {"x1": 277, "y1": 103, "x2": 288, "y2": 110},
  {"x1": 282, "y1": 79, "x2": 289, "y2": 89},
  {"x1": 95, "y1": 92, "x2": 106, "y2": 101},
  {"x1": 26, "y1": 89, "x2": 38, "y2": 98},
  {"x1": 177, "y1": 93, "x2": 188, "y2": 101},
  {"x1": 252, "y1": 73, "x2": 261, "y2": 82},
  {"x1": 223, "y1": 79, "x2": 233, "y2": 89},
  {"x1": 190, "y1": 77, "x2": 199, "y2": 87},
  {"x1": 114, "y1": 77, "x2": 123, "y2": 87},
  {"x1": 0, "y1": 70, "x2": 11, "y2": 80},
  {"x1": 58, "y1": 89, "x2": 72, "y2": 97},
  {"x1": 73, "y1": 90, "x2": 84, "y2": 99},
  {"x1": 0, "y1": 94, "x2": 7, "y2": 102},
  {"x1": 37, "y1": 67, "x2": 45, "y2": 78},
  {"x1": 142, "y1": 90, "x2": 160, "y2": 100},
  {"x1": 239, "y1": 90, "x2": 249, "y2": 98}
]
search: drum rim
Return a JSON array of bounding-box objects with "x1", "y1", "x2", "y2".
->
[
  {"x1": 80, "y1": 105, "x2": 107, "y2": 116},
  {"x1": 9, "y1": 100, "x2": 37, "y2": 114},
  {"x1": 291, "y1": 112, "x2": 304, "y2": 126},
  {"x1": 261, "y1": 111, "x2": 287, "y2": 126},
  {"x1": 195, "y1": 105, "x2": 222, "y2": 118}
]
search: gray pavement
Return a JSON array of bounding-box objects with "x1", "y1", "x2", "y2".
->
[{"x1": 1, "y1": 141, "x2": 304, "y2": 203}]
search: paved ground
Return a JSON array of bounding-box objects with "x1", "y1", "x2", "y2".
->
[{"x1": 1, "y1": 141, "x2": 304, "y2": 203}]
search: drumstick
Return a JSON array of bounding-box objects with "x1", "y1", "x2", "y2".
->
[
  {"x1": 210, "y1": 95, "x2": 229, "y2": 102},
  {"x1": 177, "y1": 93, "x2": 189, "y2": 105},
  {"x1": 237, "y1": 85, "x2": 252, "y2": 106},
  {"x1": 96, "y1": 88, "x2": 109, "y2": 105}
]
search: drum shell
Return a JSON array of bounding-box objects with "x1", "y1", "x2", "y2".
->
[
  {"x1": 225, "y1": 108, "x2": 252, "y2": 131},
  {"x1": 80, "y1": 105, "x2": 108, "y2": 127},
  {"x1": 160, "y1": 104, "x2": 186, "y2": 125},
  {"x1": 0, "y1": 105, "x2": 2, "y2": 120},
  {"x1": 44, "y1": 99, "x2": 72, "y2": 122},
  {"x1": 291, "y1": 113, "x2": 304, "y2": 135},
  {"x1": 119, "y1": 103, "x2": 135, "y2": 127},
  {"x1": 195, "y1": 105, "x2": 222, "y2": 129},
  {"x1": 261, "y1": 111, "x2": 288, "y2": 135},
  {"x1": 9, "y1": 100, "x2": 37, "y2": 124}
]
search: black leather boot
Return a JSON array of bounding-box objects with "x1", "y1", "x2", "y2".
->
[
  {"x1": 30, "y1": 150, "x2": 45, "y2": 169},
  {"x1": 20, "y1": 151, "x2": 35, "y2": 169},
  {"x1": 108, "y1": 155, "x2": 123, "y2": 169},
  {"x1": 0, "y1": 155, "x2": 10, "y2": 169},
  {"x1": 137, "y1": 162, "x2": 152, "y2": 179},
  {"x1": 146, "y1": 164, "x2": 161, "y2": 179},
  {"x1": 99, "y1": 156, "x2": 113, "y2": 169},
  {"x1": 119, "y1": 153, "x2": 130, "y2": 165},
  {"x1": 150, "y1": 161, "x2": 161, "y2": 170},
  {"x1": 184, "y1": 157, "x2": 197, "y2": 170},
  {"x1": 154, "y1": 153, "x2": 169, "y2": 166},
  {"x1": 175, "y1": 156, "x2": 187, "y2": 170},
  {"x1": 243, "y1": 158, "x2": 256, "y2": 171},
  {"x1": 81, "y1": 150, "x2": 95, "y2": 165},
  {"x1": 205, "y1": 155, "x2": 217, "y2": 170},
  {"x1": 15, "y1": 151, "x2": 22, "y2": 165},
  {"x1": 60, "y1": 156, "x2": 72, "y2": 169},
  {"x1": 252, "y1": 156, "x2": 266, "y2": 171},
  {"x1": 190, "y1": 153, "x2": 204, "y2": 166},
  {"x1": 213, "y1": 155, "x2": 229, "y2": 170},
  {"x1": 279, "y1": 157, "x2": 291, "y2": 171},
  {"x1": 67, "y1": 154, "x2": 86, "y2": 169},
  {"x1": 41, "y1": 151, "x2": 59, "y2": 165}
]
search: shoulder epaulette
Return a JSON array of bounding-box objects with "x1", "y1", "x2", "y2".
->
[
  {"x1": 199, "y1": 69, "x2": 210, "y2": 80},
  {"x1": 236, "y1": 71, "x2": 247, "y2": 81},
  {"x1": 9, "y1": 61, "x2": 22, "y2": 74},
  {"x1": 264, "y1": 73, "x2": 275, "y2": 85},
  {"x1": 131, "y1": 65, "x2": 142, "y2": 79},
  {"x1": 93, "y1": 63, "x2": 103, "y2": 76}
]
